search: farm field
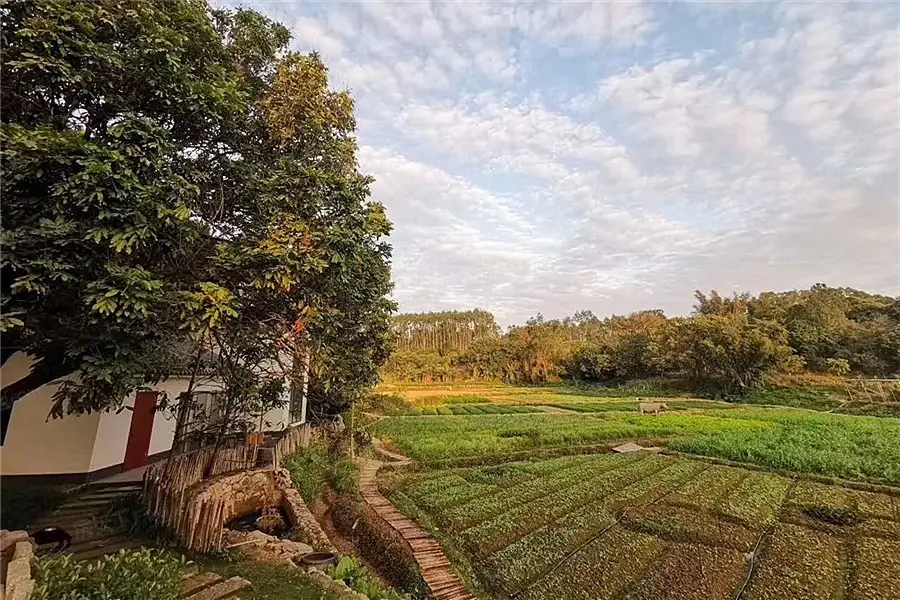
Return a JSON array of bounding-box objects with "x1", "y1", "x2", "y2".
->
[
  {"x1": 373, "y1": 408, "x2": 900, "y2": 486},
  {"x1": 383, "y1": 452, "x2": 900, "y2": 600}
]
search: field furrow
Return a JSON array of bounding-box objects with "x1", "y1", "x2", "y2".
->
[{"x1": 516, "y1": 526, "x2": 664, "y2": 600}]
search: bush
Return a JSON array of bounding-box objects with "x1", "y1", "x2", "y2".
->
[
  {"x1": 283, "y1": 441, "x2": 358, "y2": 501},
  {"x1": 326, "y1": 556, "x2": 406, "y2": 600},
  {"x1": 32, "y1": 549, "x2": 189, "y2": 600}
]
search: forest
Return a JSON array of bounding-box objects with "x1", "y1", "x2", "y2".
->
[{"x1": 381, "y1": 285, "x2": 900, "y2": 395}]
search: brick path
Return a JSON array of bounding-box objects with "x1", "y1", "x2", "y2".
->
[{"x1": 358, "y1": 459, "x2": 476, "y2": 600}]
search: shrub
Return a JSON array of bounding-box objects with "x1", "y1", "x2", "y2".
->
[
  {"x1": 32, "y1": 549, "x2": 189, "y2": 600},
  {"x1": 326, "y1": 556, "x2": 407, "y2": 600},
  {"x1": 283, "y1": 441, "x2": 358, "y2": 500}
]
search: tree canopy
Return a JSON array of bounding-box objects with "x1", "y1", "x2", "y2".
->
[
  {"x1": 382, "y1": 285, "x2": 899, "y2": 393},
  {"x1": 1, "y1": 0, "x2": 394, "y2": 417}
]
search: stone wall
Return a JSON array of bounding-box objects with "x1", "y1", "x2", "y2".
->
[
  {"x1": 184, "y1": 467, "x2": 334, "y2": 553},
  {"x1": 1, "y1": 530, "x2": 35, "y2": 600}
]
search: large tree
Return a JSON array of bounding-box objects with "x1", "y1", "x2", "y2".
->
[{"x1": 1, "y1": 1, "x2": 394, "y2": 417}]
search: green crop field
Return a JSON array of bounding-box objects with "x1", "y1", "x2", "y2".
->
[
  {"x1": 373, "y1": 407, "x2": 900, "y2": 485},
  {"x1": 383, "y1": 453, "x2": 900, "y2": 600}
]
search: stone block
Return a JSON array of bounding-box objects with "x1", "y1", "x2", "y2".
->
[
  {"x1": 7, "y1": 579, "x2": 33, "y2": 600},
  {"x1": 3, "y1": 558, "x2": 30, "y2": 590},
  {"x1": 11, "y1": 542, "x2": 32, "y2": 562},
  {"x1": 0, "y1": 532, "x2": 27, "y2": 554}
]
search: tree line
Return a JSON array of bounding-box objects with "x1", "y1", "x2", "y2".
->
[{"x1": 382, "y1": 285, "x2": 900, "y2": 395}]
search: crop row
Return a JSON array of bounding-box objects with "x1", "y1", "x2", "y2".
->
[
  {"x1": 518, "y1": 526, "x2": 664, "y2": 600},
  {"x1": 665, "y1": 465, "x2": 748, "y2": 511},
  {"x1": 439, "y1": 454, "x2": 640, "y2": 530},
  {"x1": 715, "y1": 471, "x2": 793, "y2": 527},
  {"x1": 547, "y1": 400, "x2": 738, "y2": 413},
  {"x1": 742, "y1": 523, "x2": 843, "y2": 600},
  {"x1": 480, "y1": 498, "x2": 617, "y2": 594},
  {"x1": 400, "y1": 404, "x2": 544, "y2": 416},
  {"x1": 461, "y1": 455, "x2": 676, "y2": 554},
  {"x1": 622, "y1": 542, "x2": 747, "y2": 600}
]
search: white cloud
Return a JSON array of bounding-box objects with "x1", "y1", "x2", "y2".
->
[{"x1": 222, "y1": 0, "x2": 899, "y2": 322}]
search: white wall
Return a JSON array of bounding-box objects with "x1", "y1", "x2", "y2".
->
[
  {"x1": 90, "y1": 378, "x2": 225, "y2": 473},
  {"x1": 2, "y1": 352, "x2": 295, "y2": 476},
  {"x1": 0, "y1": 353, "x2": 101, "y2": 476}
]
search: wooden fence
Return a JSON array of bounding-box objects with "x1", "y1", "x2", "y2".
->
[
  {"x1": 142, "y1": 424, "x2": 312, "y2": 552},
  {"x1": 272, "y1": 423, "x2": 313, "y2": 467}
]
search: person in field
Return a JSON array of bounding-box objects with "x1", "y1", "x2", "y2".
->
[{"x1": 638, "y1": 399, "x2": 669, "y2": 416}]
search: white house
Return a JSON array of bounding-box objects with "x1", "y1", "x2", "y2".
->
[{"x1": 0, "y1": 353, "x2": 304, "y2": 483}]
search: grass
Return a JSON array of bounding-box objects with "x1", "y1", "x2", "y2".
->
[
  {"x1": 374, "y1": 407, "x2": 900, "y2": 485},
  {"x1": 740, "y1": 386, "x2": 845, "y2": 411},
  {"x1": 386, "y1": 453, "x2": 900, "y2": 600},
  {"x1": 546, "y1": 399, "x2": 736, "y2": 413},
  {"x1": 400, "y1": 403, "x2": 544, "y2": 416},
  {"x1": 192, "y1": 554, "x2": 343, "y2": 600},
  {"x1": 282, "y1": 441, "x2": 357, "y2": 502}
]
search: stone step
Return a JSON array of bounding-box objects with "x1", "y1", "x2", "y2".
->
[
  {"x1": 183, "y1": 576, "x2": 251, "y2": 600},
  {"x1": 180, "y1": 572, "x2": 224, "y2": 597}
]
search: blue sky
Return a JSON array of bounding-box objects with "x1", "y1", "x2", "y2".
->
[{"x1": 221, "y1": 0, "x2": 899, "y2": 324}]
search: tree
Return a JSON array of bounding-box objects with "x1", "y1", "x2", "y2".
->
[
  {"x1": 1, "y1": 2, "x2": 395, "y2": 421},
  {"x1": 1, "y1": 0, "x2": 244, "y2": 414},
  {"x1": 668, "y1": 315, "x2": 798, "y2": 395}
]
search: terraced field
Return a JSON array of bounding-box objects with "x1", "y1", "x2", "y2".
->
[{"x1": 383, "y1": 453, "x2": 900, "y2": 600}]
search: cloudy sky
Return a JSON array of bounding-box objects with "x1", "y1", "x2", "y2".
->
[{"x1": 223, "y1": 0, "x2": 899, "y2": 324}]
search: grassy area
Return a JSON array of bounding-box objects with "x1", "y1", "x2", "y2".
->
[
  {"x1": 192, "y1": 554, "x2": 343, "y2": 600},
  {"x1": 373, "y1": 408, "x2": 900, "y2": 486},
  {"x1": 385, "y1": 453, "x2": 900, "y2": 600},
  {"x1": 739, "y1": 386, "x2": 846, "y2": 411},
  {"x1": 545, "y1": 400, "x2": 736, "y2": 413}
]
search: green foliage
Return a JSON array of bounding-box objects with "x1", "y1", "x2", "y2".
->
[
  {"x1": 32, "y1": 549, "x2": 189, "y2": 600},
  {"x1": 392, "y1": 310, "x2": 499, "y2": 355},
  {"x1": 192, "y1": 553, "x2": 344, "y2": 600},
  {"x1": 739, "y1": 386, "x2": 844, "y2": 411},
  {"x1": 325, "y1": 556, "x2": 407, "y2": 600},
  {"x1": 381, "y1": 285, "x2": 899, "y2": 395},
  {"x1": 1, "y1": 0, "x2": 394, "y2": 418},
  {"x1": 283, "y1": 441, "x2": 357, "y2": 501}
]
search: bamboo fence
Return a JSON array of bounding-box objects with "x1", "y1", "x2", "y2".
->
[
  {"x1": 142, "y1": 424, "x2": 313, "y2": 552},
  {"x1": 272, "y1": 423, "x2": 313, "y2": 467}
]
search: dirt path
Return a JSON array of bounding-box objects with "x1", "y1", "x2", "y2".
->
[{"x1": 358, "y1": 459, "x2": 475, "y2": 600}]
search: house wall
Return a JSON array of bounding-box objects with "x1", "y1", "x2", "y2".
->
[
  {"x1": 0, "y1": 353, "x2": 101, "y2": 476},
  {"x1": 2, "y1": 351, "x2": 295, "y2": 478},
  {"x1": 90, "y1": 378, "x2": 225, "y2": 473}
]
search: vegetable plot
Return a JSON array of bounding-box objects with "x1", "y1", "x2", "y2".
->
[{"x1": 387, "y1": 453, "x2": 900, "y2": 600}]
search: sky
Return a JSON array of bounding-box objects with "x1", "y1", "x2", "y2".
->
[{"x1": 221, "y1": 0, "x2": 900, "y2": 325}]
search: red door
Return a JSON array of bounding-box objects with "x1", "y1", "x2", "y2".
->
[{"x1": 123, "y1": 392, "x2": 158, "y2": 470}]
